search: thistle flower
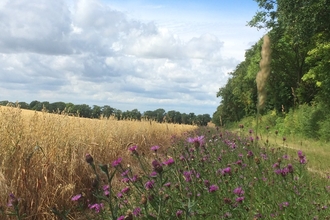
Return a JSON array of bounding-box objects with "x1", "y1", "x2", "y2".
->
[
  {"x1": 71, "y1": 194, "x2": 82, "y2": 201},
  {"x1": 112, "y1": 158, "x2": 122, "y2": 167}
]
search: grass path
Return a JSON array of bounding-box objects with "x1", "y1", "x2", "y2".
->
[{"x1": 231, "y1": 128, "x2": 330, "y2": 177}]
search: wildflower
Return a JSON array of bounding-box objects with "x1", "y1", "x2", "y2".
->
[
  {"x1": 187, "y1": 135, "x2": 205, "y2": 147},
  {"x1": 133, "y1": 207, "x2": 141, "y2": 217},
  {"x1": 163, "y1": 158, "x2": 175, "y2": 166},
  {"x1": 204, "y1": 180, "x2": 210, "y2": 187},
  {"x1": 122, "y1": 178, "x2": 130, "y2": 183},
  {"x1": 112, "y1": 158, "x2": 122, "y2": 167},
  {"x1": 8, "y1": 193, "x2": 19, "y2": 207},
  {"x1": 121, "y1": 187, "x2": 130, "y2": 194},
  {"x1": 279, "y1": 201, "x2": 289, "y2": 210},
  {"x1": 121, "y1": 169, "x2": 129, "y2": 177},
  {"x1": 223, "y1": 167, "x2": 231, "y2": 175},
  {"x1": 71, "y1": 194, "x2": 82, "y2": 201},
  {"x1": 183, "y1": 171, "x2": 193, "y2": 182},
  {"x1": 272, "y1": 162, "x2": 280, "y2": 168},
  {"x1": 117, "y1": 216, "x2": 125, "y2": 220},
  {"x1": 233, "y1": 187, "x2": 244, "y2": 196},
  {"x1": 287, "y1": 164, "x2": 294, "y2": 173},
  {"x1": 140, "y1": 195, "x2": 147, "y2": 204},
  {"x1": 236, "y1": 197, "x2": 244, "y2": 203},
  {"x1": 297, "y1": 150, "x2": 307, "y2": 164},
  {"x1": 150, "y1": 145, "x2": 160, "y2": 151},
  {"x1": 208, "y1": 185, "x2": 219, "y2": 193},
  {"x1": 85, "y1": 153, "x2": 94, "y2": 164},
  {"x1": 176, "y1": 210, "x2": 183, "y2": 218},
  {"x1": 247, "y1": 150, "x2": 254, "y2": 158},
  {"x1": 150, "y1": 171, "x2": 158, "y2": 177},
  {"x1": 128, "y1": 145, "x2": 138, "y2": 154},
  {"x1": 164, "y1": 182, "x2": 171, "y2": 188},
  {"x1": 117, "y1": 192, "x2": 123, "y2": 198},
  {"x1": 152, "y1": 160, "x2": 163, "y2": 173},
  {"x1": 89, "y1": 203, "x2": 104, "y2": 213},
  {"x1": 103, "y1": 185, "x2": 109, "y2": 191},
  {"x1": 145, "y1": 180, "x2": 155, "y2": 190},
  {"x1": 130, "y1": 175, "x2": 139, "y2": 182},
  {"x1": 104, "y1": 190, "x2": 110, "y2": 196}
]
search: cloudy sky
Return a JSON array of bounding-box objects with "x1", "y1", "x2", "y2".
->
[{"x1": 0, "y1": 0, "x2": 266, "y2": 115}]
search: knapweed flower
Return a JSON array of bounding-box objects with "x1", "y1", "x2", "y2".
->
[
  {"x1": 176, "y1": 210, "x2": 183, "y2": 218},
  {"x1": 8, "y1": 193, "x2": 19, "y2": 207},
  {"x1": 152, "y1": 160, "x2": 163, "y2": 173},
  {"x1": 89, "y1": 203, "x2": 104, "y2": 213},
  {"x1": 236, "y1": 197, "x2": 244, "y2": 203},
  {"x1": 164, "y1": 182, "x2": 171, "y2": 188},
  {"x1": 150, "y1": 171, "x2": 158, "y2": 177},
  {"x1": 183, "y1": 171, "x2": 193, "y2": 182},
  {"x1": 221, "y1": 167, "x2": 231, "y2": 176},
  {"x1": 279, "y1": 201, "x2": 289, "y2": 210},
  {"x1": 287, "y1": 164, "x2": 294, "y2": 173},
  {"x1": 121, "y1": 187, "x2": 130, "y2": 194},
  {"x1": 85, "y1": 153, "x2": 94, "y2": 164},
  {"x1": 117, "y1": 216, "x2": 125, "y2": 220},
  {"x1": 112, "y1": 157, "x2": 122, "y2": 167},
  {"x1": 163, "y1": 158, "x2": 175, "y2": 166},
  {"x1": 133, "y1": 207, "x2": 141, "y2": 217},
  {"x1": 233, "y1": 187, "x2": 244, "y2": 196},
  {"x1": 128, "y1": 145, "x2": 138, "y2": 154},
  {"x1": 71, "y1": 194, "x2": 82, "y2": 201},
  {"x1": 150, "y1": 145, "x2": 160, "y2": 151},
  {"x1": 208, "y1": 184, "x2": 219, "y2": 193},
  {"x1": 297, "y1": 150, "x2": 307, "y2": 164},
  {"x1": 187, "y1": 135, "x2": 205, "y2": 147},
  {"x1": 145, "y1": 180, "x2": 155, "y2": 190}
]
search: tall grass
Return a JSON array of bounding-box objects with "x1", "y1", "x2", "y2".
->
[{"x1": 0, "y1": 105, "x2": 196, "y2": 219}]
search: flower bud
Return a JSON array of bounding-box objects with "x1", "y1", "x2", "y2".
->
[{"x1": 85, "y1": 154, "x2": 94, "y2": 164}]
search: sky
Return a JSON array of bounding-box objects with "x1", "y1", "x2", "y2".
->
[{"x1": 0, "y1": 0, "x2": 266, "y2": 115}]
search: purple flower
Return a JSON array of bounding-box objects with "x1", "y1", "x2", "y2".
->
[
  {"x1": 187, "y1": 135, "x2": 205, "y2": 147},
  {"x1": 163, "y1": 158, "x2": 175, "y2": 166},
  {"x1": 145, "y1": 180, "x2": 155, "y2": 190},
  {"x1": 176, "y1": 210, "x2": 183, "y2": 217},
  {"x1": 71, "y1": 194, "x2": 82, "y2": 201},
  {"x1": 183, "y1": 171, "x2": 193, "y2": 182},
  {"x1": 164, "y1": 182, "x2": 171, "y2": 187},
  {"x1": 130, "y1": 175, "x2": 139, "y2": 182},
  {"x1": 121, "y1": 187, "x2": 130, "y2": 194},
  {"x1": 152, "y1": 160, "x2": 163, "y2": 173},
  {"x1": 121, "y1": 169, "x2": 129, "y2": 177},
  {"x1": 128, "y1": 145, "x2": 138, "y2": 152},
  {"x1": 89, "y1": 203, "x2": 104, "y2": 213},
  {"x1": 117, "y1": 192, "x2": 123, "y2": 198},
  {"x1": 287, "y1": 164, "x2": 294, "y2": 173},
  {"x1": 104, "y1": 190, "x2": 110, "y2": 196},
  {"x1": 279, "y1": 201, "x2": 289, "y2": 210},
  {"x1": 133, "y1": 207, "x2": 141, "y2": 217},
  {"x1": 236, "y1": 197, "x2": 244, "y2": 203},
  {"x1": 103, "y1": 185, "x2": 110, "y2": 191},
  {"x1": 117, "y1": 216, "x2": 125, "y2": 220},
  {"x1": 112, "y1": 157, "x2": 122, "y2": 167},
  {"x1": 150, "y1": 171, "x2": 158, "y2": 177},
  {"x1": 233, "y1": 187, "x2": 244, "y2": 196},
  {"x1": 221, "y1": 167, "x2": 231, "y2": 176},
  {"x1": 121, "y1": 178, "x2": 130, "y2": 183},
  {"x1": 298, "y1": 150, "x2": 307, "y2": 164},
  {"x1": 8, "y1": 193, "x2": 19, "y2": 207},
  {"x1": 150, "y1": 145, "x2": 160, "y2": 151},
  {"x1": 208, "y1": 184, "x2": 219, "y2": 193}
]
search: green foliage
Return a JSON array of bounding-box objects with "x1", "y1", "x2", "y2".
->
[{"x1": 53, "y1": 129, "x2": 330, "y2": 219}]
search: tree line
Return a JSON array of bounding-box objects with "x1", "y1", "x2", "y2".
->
[
  {"x1": 0, "y1": 100, "x2": 211, "y2": 126},
  {"x1": 212, "y1": 0, "x2": 330, "y2": 126}
]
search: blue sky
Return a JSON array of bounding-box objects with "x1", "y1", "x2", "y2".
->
[{"x1": 0, "y1": 0, "x2": 266, "y2": 115}]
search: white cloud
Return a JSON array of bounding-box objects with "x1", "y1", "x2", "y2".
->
[{"x1": 0, "y1": 0, "x2": 263, "y2": 115}]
